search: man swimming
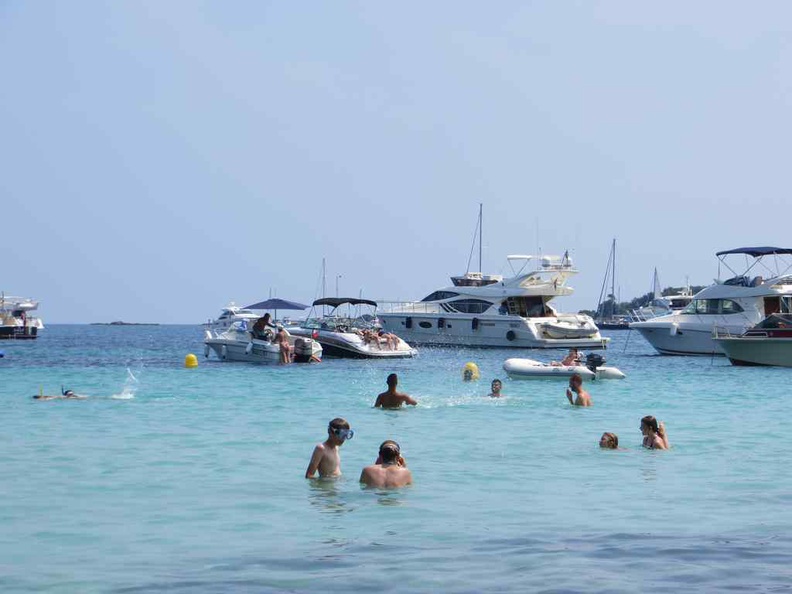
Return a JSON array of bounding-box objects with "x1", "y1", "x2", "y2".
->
[
  {"x1": 305, "y1": 418, "x2": 354, "y2": 479},
  {"x1": 374, "y1": 373, "x2": 417, "y2": 408},
  {"x1": 33, "y1": 387, "x2": 87, "y2": 400},
  {"x1": 488, "y1": 379, "x2": 504, "y2": 398},
  {"x1": 566, "y1": 373, "x2": 592, "y2": 407},
  {"x1": 359, "y1": 440, "x2": 413, "y2": 488}
]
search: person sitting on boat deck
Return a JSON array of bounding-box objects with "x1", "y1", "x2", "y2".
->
[
  {"x1": 274, "y1": 326, "x2": 292, "y2": 364},
  {"x1": 552, "y1": 348, "x2": 581, "y2": 367},
  {"x1": 640, "y1": 416, "x2": 669, "y2": 450},
  {"x1": 360, "y1": 440, "x2": 413, "y2": 488},
  {"x1": 376, "y1": 329, "x2": 398, "y2": 350},
  {"x1": 374, "y1": 373, "x2": 417, "y2": 408},
  {"x1": 251, "y1": 314, "x2": 276, "y2": 340},
  {"x1": 305, "y1": 418, "x2": 354, "y2": 479},
  {"x1": 488, "y1": 379, "x2": 503, "y2": 398},
  {"x1": 599, "y1": 432, "x2": 619, "y2": 449},
  {"x1": 566, "y1": 373, "x2": 592, "y2": 407}
]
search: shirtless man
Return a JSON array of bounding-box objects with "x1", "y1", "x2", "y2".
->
[
  {"x1": 566, "y1": 373, "x2": 592, "y2": 407},
  {"x1": 359, "y1": 440, "x2": 413, "y2": 488},
  {"x1": 552, "y1": 348, "x2": 581, "y2": 367},
  {"x1": 274, "y1": 326, "x2": 292, "y2": 364},
  {"x1": 374, "y1": 373, "x2": 417, "y2": 408},
  {"x1": 641, "y1": 416, "x2": 670, "y2": 450},
  {"x1": 488, "y1": 379, "x2": 504, "y2": 398},
  {"x1": 305, "y1": 418, "x2": 354, "y2": 479}
]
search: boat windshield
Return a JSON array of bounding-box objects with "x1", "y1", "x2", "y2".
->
[
  {"x1": 303, "y1": 316, "x2": 376, "y2": 332},
  {"x1": 754, "y1": 313, "x2": 792, "y2": 329}
]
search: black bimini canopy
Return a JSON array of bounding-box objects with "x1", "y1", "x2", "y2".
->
[
  {"x1": 244, "y1": 298, "x2": 310, "y2": 310},
  {"x1": 312, "y1": 297, "x2": 378, "y2": 308},
  {"x1": 716, "y1": 247, "x2": 792, "y2": 258}
]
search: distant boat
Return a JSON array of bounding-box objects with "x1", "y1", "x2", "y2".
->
[
  {"x1": 0, "y1": 293, "x2": 44, "y2": 340},
  {"x1": 594, "y1": 239, "x2": 630, "y2": 330}
]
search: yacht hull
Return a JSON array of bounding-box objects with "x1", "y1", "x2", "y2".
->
[
  {"x1": 0, "y1": 326, "x2": 38, "y2": 340},
  {"x1": 714, "y1": 337, "x2": 792, "y2": 367},
  {"x1": 378, "y1": 314, "x2": 608, "y2": 349}
]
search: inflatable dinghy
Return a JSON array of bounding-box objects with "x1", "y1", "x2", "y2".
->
[{"x1": 503, "y1": 353, "x2": 625, "y2": 381}]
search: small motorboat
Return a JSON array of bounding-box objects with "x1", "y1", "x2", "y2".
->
[
  {"x1": 713, "y1": 313, "x2": 792, "y2": 367},
  {"x1": 204, "y1": 319, "x2": 322, "y2": 363},
  {"x1": 503, "y1": 353, "x2": 626, "y2": 380},
  {"x1": 541, "y1": 320, "x2": 598, "y2": 339},
  {"x1": 291, "y1": 298, "x2": 417, "y2": 359}
]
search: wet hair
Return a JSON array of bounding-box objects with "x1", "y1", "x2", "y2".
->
[
  {"x1": 491, "y1": 379, "x2": 502, "y2": 388},
  {"x1": 386, "y1": 373, "x2": 398, "y2": 387},
  {"x1": 379, "y1": 440, "x2": 400, "y2": 463},
  {"x1": 328, "y1": 418, "x2": 350, "y2": 432},
  {"x1": 641, "y1": 415, "x2": 658, "y2": 433},
  {"x1": 600, "y1": 432, "x2": 619, "y2": 449},
  {"x1": 570, "y1": 373, "x2": 583, "y2": 386}
]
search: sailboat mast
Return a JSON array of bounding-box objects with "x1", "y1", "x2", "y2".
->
[
  {"x1": 611, "y1": 238, "x2": 616, "y2": 317},
  {"x1": 478, "y1": 203, "x2": 483, "y2": 272}
]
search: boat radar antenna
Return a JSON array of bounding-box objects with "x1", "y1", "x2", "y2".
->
[{"x1": 465, "y1": 203, "x2": 483, "y2": 274}]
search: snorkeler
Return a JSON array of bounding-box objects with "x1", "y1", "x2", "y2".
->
[
  {"x1": 374, "y1": 373, "x2": 417, "y2": 408},
  {"x1": 488, "y1": 379, "x2": 503, "y2": 398},
  {"x1": 305, "y1": 418, "x2": 354, "y2": 478},
  {"x1": 33, "y1": 386, "x2": 87, "y2": 400},
  {"x1": 359, "y1": 440, "x2": 413, "y2": 488},
  {"x1": 641, "y1": 416, "x2": 669, "y2": 450},
  {"x1": 566, "y1": 374, "x2": 592, "y2": 407}
]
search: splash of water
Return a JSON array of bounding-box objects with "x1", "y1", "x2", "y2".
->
[{"x1": 111, "y1": 368, "x2": 139, "y2": 399}]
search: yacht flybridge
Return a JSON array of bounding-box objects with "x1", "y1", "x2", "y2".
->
[
  {"x1": 630, "y1": 247, "x2": 792, "y2": 355},
  {"x1": 378, "y1": 253, "x2": 609, "y2": 349}
]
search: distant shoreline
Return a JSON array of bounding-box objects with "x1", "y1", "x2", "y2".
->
[{"x1": 89, "y1": 322, "x2": 161, "y2": 326}]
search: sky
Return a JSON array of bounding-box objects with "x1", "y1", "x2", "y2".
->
[{"x1": 2, "y1": 1, "x2": 791, "y2": 323}]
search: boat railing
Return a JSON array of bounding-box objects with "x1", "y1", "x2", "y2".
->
[
  {"x1": 375, "y1": 301, "x2": 446, "y2": 315},
  {"x1": 712, "y1": 326, "x2": 740, "y2": 339}
]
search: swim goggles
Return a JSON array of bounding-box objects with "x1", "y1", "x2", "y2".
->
[{"x1": 332, "y1": 428, "x2": 354, "y2": 440}]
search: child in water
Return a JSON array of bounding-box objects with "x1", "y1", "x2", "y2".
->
[{"x1": 305, "y1": 418, "x2": 354, "y2": 478}]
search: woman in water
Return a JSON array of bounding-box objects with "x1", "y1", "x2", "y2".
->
[
  {"x1": 640, "y1": 416, "x2": 669, "y2": 450},
  {"x1": 599, "y1": 432, "x2": 619, "y2": 449}
]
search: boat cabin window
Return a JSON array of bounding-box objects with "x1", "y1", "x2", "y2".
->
[
  {"x1": 421, "y1": 291, "x2": 460, "y2": 302},
  {"x1": 447, "y1": 299, "x2": 493, "y2": 314},
  {"x1": 683, "y1": 299, "x2": 744, "y2": 315},
  {"x1": 505, "y1": 296, "x2": 550, "y2": 317}
]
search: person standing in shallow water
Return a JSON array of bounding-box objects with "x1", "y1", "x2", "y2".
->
[
  {"x1": 305, "y1": 418, "x2": 354, "y2": 478},
  {"x1": 641, "y1": 416, "x2": 669, "y2": 450},
  {"x1": 360, "y1": 440, "x2": 412, "y2": 488},
  {"x1": 374, "y1": 373, "x2": 417, "y2": 408},
  {"x1": 566, "y1": 373, "x2": 592, "y2": 406},
  {"x1": 488, "y1": 379, "x2": 504, "y2": 398}
]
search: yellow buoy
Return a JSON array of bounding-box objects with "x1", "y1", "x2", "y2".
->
[
  {"x1": 184, "y1": 353, "x2": 199, "y2": 368},
  {"x1": 462, "y1": 361, "x2": 480, "y2": 381}
]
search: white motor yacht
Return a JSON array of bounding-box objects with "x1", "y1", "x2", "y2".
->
[
  {"x1": 378, "y1": 253, "x2": 609, "y2": 349},
  {"x1": 291, "y1": 298, "x2": 417, "y2": 359},
  {"x1": 206, "y1": 302, "x2": 261, "y2": 332},
  {"x1": 0, "y1": 294, "x2": 44, "y2": 340},
  {"x1": 630, "y1": 247, "x2": 792, "y2": 355},
  {"x1": 204, "y1": 319, "x2": 322, "y2": 363}
]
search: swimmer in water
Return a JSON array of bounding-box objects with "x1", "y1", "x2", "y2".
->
[
  {"x1": 305, "y1": 418, "x2": 354, "y2": 479},
  {"x1": 33, "y1": 387, "x2": 87, "y2": 400},
  {"x1": 566, "y1": 373, "x2": 592, "y2": 407},
  {"x1": 640, "y1": 416, "x2": 669, "y2": 450},
  {"x1": 374, "y1": 373, "x2": 417, "y2": 408},
  {"x1": 359, "y1": 440, "x2": 413, "y2": 488},
  {"x1": 488, "y1": 379, "x2": 503, "y2": 398},
  {"x1": 599, "y1": 432, "x2": 619, "y2": 449}
]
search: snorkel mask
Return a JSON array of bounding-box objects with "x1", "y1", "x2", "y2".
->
[{"x1": 332, "y1": 427, "x2": 354, "y2": 441}]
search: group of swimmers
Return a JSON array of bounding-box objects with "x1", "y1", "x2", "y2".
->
[{"x1": 305, "y1": 367, "x2": 670, "y2": 487}]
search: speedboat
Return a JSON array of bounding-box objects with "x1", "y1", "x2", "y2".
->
[
  {"x1": 630, "y1": 247, "x2": 792, "y2": 355},
  {"x1": 503, "y1": 353, "x2": 625, "y2": 380},
  {"x1": 291, "y1": 298, "x2": 417, "y2": 359},
  {"x1": 378, "y1": 253, "x2": 609, "y2": 349},
  {"x1": 0, "y1": 294, "x2": 44, "y2": 340},
  {"x1": 205, "y1": 302, "x2": 261, "y2": 332},
  {"x1": 713, "y1": 313, "x2": 792, "y2": 367},
  {"x1": 204, "y1": 318, "x2": 322, "y2": 363}
]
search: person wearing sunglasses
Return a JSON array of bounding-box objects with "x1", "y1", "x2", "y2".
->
[
  {"x1": 305, "y1": 418, "x2": 354, "y2": 479},
  {"x1": 359, "y1": 440, "x2": 412, "y2": 488}
]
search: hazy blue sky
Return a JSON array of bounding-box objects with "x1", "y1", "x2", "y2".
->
[{"x1": 2, "y1": 2, "x2": 790, "y2": 323}]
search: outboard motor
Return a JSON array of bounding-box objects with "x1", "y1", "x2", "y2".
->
[{"x1": 585, "y1": 353, "x2": 605, "y2": 372}]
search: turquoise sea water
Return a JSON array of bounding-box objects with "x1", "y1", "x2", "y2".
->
[{"x1": 1, "y1": 325, "x2": 790, "y2": 592}]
